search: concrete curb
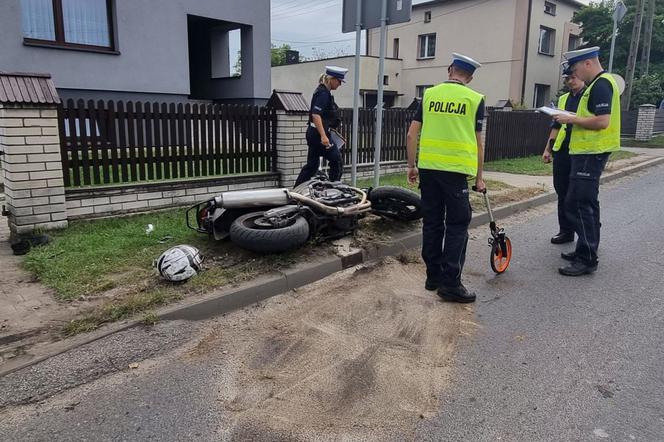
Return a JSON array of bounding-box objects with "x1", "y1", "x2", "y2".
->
[{"x1": 2, "y1": 156, "x2": 663, "y2": 377}]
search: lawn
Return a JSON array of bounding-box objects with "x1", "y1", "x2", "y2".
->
[
  {"x1": 23, "y1": 208, "x2": 325, "y2": 334},
  {"x1": 23, "y1": 209, "x2": 206, "y2": 301},
  {"x1": 483, "y1": 151, "x2": 636, "y2": 176},
  {"x1": 622, "y1": 135, "x2": 664, "y2": 149}
]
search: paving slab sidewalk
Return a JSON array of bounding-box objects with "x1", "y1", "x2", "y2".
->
[{"x1": 0, "y1": 222, "x2": 73, "y2": 360}]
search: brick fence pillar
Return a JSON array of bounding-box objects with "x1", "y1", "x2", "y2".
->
[
  {"x1": 0, "y1": 73, "x2": 67, "y2": 236},
  {"x1": 275, "y1": 110, "x2": 308, "y2": 188},
  {"x1": 635, "y1": 104, "x2": 657, "y2": 141},
  {"x1": 267, "y1": 91, "x2": 312, "y2": 188}
]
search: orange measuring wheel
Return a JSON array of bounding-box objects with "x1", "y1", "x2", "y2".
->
[
  {"x1": 490, "y1": 236, "x2": 512, "y2": 274},
  {"x1": 473, "y1": 185, "x2": 513, "y2": 274}
]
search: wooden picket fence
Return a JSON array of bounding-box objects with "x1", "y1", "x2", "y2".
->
[
  {"x1": 337, "y1": 108, "x2": 415, "y2": 164},
  {"x1": 58, "y1": 99, "x2": 277, "y2": 187},
  {"x1": 484, "y1": 110, "x2": 551, "y2": 161}
]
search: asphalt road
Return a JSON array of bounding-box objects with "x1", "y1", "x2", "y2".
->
[
  {"x1": 417, "y1": 164, "x2": 664, "y2": 441},
  {"x1": 1, "y1": 165, "x2": 663, "y2": 441}
]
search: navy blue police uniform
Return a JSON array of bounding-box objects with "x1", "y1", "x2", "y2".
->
[
  {"x1": 294, "y1": 68, "x2": 345, "y2": 186},
  {"x1": 414, "y1": 89, "x2": 485, "y2": 290},
  {"x1": 563, "y1": 72, "x2": 614, "y2": 265},
  {"x1": 551, "y1": 85, "x2": 585, "y2": 238}
]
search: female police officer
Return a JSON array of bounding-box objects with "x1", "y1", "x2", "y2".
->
[{"x1": 294, "y1": 66, "x2": 347, "y2": 187}]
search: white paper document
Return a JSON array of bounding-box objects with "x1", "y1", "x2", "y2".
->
[{"x1": 537, "y1": 107, "x2": 575, "y2": 117}]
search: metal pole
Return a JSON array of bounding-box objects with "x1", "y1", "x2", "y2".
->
[
  {"x1": 373, "y1": 0, "x2": 388, "y2": 188},
  {"x1": 351, "y1": 0, "x2": 362, "y2": 186},
  {"x1": 608, "y1": 15, "x2": 618, "y2": 72}
]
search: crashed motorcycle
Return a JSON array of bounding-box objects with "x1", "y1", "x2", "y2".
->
[{"x1": 186, "y1": 176, "x2": 422, "y2": 253}]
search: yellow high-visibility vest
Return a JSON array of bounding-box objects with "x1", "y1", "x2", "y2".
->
[
  {"x1": 418, "y1": 82, "x2": 484, "y2": 177},
  {"x1": 569, "y1": 73, "x2": 621, "y2": 155},
  {"x1": 552, "y1": 93, "x2": 569, "y2": 152}
]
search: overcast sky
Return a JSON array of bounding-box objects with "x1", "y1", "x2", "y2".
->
[
  {"x1": 269, "y1": 0, "x2": 589, "y2": 60},
  {"x1": 270, "y1": 0, "x2": 434, "y2": 59}
]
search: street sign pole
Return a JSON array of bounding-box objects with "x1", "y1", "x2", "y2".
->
[
  {"x1": 351, "y1": 0, "x2": 362, "y2": 186},
  {"x1": 373, "y1": 0, "x2": 388, "y2": 188},
  {"x1": 609, "y1": 1, "x2": 627, "y2": 72},
  {"x1": 609, "y1": 13, "x2": 619, "y2": 72}
]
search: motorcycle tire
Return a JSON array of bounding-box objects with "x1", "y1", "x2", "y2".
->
[
  {"x1": 229, "y1": 211, "x2": 310, "y2": 253},
  {"x1": 369, "y1": 186, "x2": 423, "y2": 221}
]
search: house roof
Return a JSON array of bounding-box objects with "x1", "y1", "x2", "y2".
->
[
  {"x1": 0, "y1": 72, "x2": 60, "y2": 105},
  {"x1": 413, "y1": 0, "x2": 585, "y2": 10},
  {"x1": 266, "y1": 90, "x2": 309, "y2": 113}
]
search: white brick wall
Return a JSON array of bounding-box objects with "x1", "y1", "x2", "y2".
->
[
  {"x1": 65, "y1": 176, "x2": 280, "y2": 220},
  {"x1": 0, "y1": 103, "x2": 68, "y2": 235},
  {"x1": 275, "y1": 111, "x2": 309, "y2": 188},
  {"x1": 635, "y1": 104, "x2": 657, "y2": 142}
]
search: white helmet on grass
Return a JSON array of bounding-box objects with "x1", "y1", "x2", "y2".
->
[{"x1": 156, "y1": 245, "x2": 203, "y2": 282}]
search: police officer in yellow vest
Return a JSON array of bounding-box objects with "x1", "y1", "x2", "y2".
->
[
  {"x1": 542, "y1": 64, "x2": 586, "y2": 245},
  {"x1": 406, "y1": 53, "x2": 485, "y2": 303},
  {"x1": 553, "y1": 46, "x2": 621, "y2": 276}
]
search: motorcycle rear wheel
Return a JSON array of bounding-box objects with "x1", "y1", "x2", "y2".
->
[{"x1": 229, "y1": 211, "x2": 310, "y2": 253}]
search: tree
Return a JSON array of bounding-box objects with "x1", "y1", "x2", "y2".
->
[
  {"x1": 630, "y1": 73, "x2": 664, "y2": 106},
  {"x1": 573, "y1": 0, "x2": 664, "y2": 108},
  {"x1": 233, "y1": 51, "x2": 241, "y2": 77},
  {"x1": 271, "y1": 44, "x2": 293, "y2": 67}
]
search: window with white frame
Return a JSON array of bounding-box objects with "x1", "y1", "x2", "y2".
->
[
  {"x1": 533, "y1": 84, "x2": 551, "y2": 108},
  {"x1": 544, "y1": 1, "x2": 557, "y2": 16},
  {"x1": 418, "y1": 33, "x2": 436, "y2": 59},
  {"x1": 20, "y1": 0, "x2": 114, "y2": 50},
  {"x1": 416, "y1": 85, "x2": 433, "y2": 98},
  {"x1": 538, "y1": 26, "x2": 556, "y2": 56},
  {"x1": 424, "y1": 11, "x2": 432, "y2": 23},
  {"x1": 568, "y1": 34, "x2": 581, "y2": 51}
]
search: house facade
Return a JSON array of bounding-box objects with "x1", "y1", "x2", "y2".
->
[
  {"x1": 366, "y1": 0, "x2": 583, "y2": 107},
  {"x1": 271, "y1": 55, "x2": 403, "y2": 109},
  {"x1": 0, "y1": 0, "x2": 271, "y2": 104}
]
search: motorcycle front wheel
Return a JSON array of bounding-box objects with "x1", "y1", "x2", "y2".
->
[
  {"x1": 229, "y1": 211, "x2": 310, "y2": 253},
  {"x1": 369, "y1": 186, "x2": 422, "y2": 221}
]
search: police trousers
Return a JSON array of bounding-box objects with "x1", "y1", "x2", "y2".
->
[
  {"x1": 553, "y1": 147, "x2": 574, "y2": 235},
  {"x1": 565, "y1": 153, "x2": 610, "y2": 265},
  {"x1": 419, "y1": 169, "x2": 472, "y2": 288},
  {"x1": 294, "y1": 127, "x2": 343, "y2": 186}
]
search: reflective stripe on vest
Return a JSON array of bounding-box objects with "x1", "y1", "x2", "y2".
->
[
  {"x1": 569, "y1": 73, "x2": 621, "y2": 155},
  {"x1": 418, "y1": 83, "x2": 483, "y2": 176},
  {"x1": 552, "y1": 93, "x2": 569, "y2": 152}
]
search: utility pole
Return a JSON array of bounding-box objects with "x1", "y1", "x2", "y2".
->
[
  {"x1": 623, "y1": 0, "x2": 646, "y2": 111},
  {"x1": 641, "y1": 0, "x2": 656, "y2": 76}
]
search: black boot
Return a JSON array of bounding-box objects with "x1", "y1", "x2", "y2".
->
[
  {"x1": 437, "y1": 284, "x2": 476, "y2": 303},
  {"x1": 551, "y1": 232, "x2": 574, "y2": 244},
  {"x1": 560, "y1": 251, "x2": 577, "y2": 261},
  {"x1": 425, "y1": 277, "x2": 441, "y2": 291},
  {"x1": 559, "y1": 261, "x2": 598, "y2": 276}
]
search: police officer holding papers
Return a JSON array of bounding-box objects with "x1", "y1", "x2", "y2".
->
[
  {"x1": 542, "y1": 63, "x2": 586, "y2": 245},
  {"x1": 406, "y1": 53, "x2": 485, "y2": 303},
  {"x1": 553, "y1": 46, "x2": 621, "y2": 276}
]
